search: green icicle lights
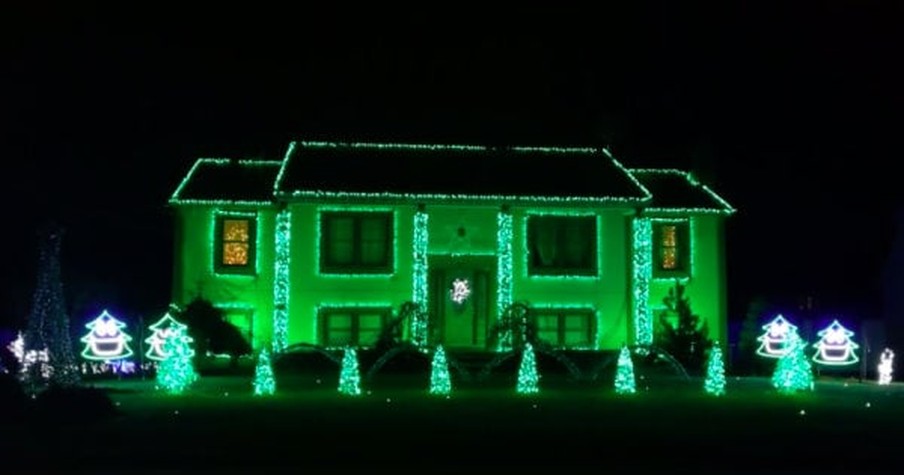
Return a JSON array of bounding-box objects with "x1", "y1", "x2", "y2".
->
[
  {"x1": 156, "y1": 327, "x2": 198, "y2": 395},
  {"x1": 704, "y1": 342, "x2": 726, "y2": 396},
  {"x1": 614, "y1": 346, "x2": 636, "y2": 395},
  {"x1": 429, "y1": 345, "x2": 452, "y2": 395},
  {"x1": 517, "y1": 342, "x2": 540, "y2": 394},
  {"x1": 253, "y1": 348, "x2": 276, "y2": 396},
  {"x1": 772, "y1": 332, "x2": 815, "y2": 394},
  {"x1": 338, "y1": 347, "x2": 362, "y2": 396}
]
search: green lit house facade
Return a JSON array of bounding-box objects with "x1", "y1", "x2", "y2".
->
[{"x1": 169, "y1": 142, "x2": 735, "y2": 353}]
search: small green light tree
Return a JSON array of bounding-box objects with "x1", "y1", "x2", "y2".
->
[
  {"x1": 772, "y1": 332, "x2": 815, "y2": 394},
  {"x1": 614, "y1": 345, "x2": 636, "y2": 395},
  {"x1": 516, "y1": 342, "x2": 539, "y2": 394},
  {"x1": 156, "y1": 327, "x2": 197, "y2": 395},
  {"x1": 253, "y1": 348, "x2": 276, "y2": 396},
  {"x1": 429, "y1": 345, "x2": 452, "y2": 395},
  {"x1": 704, "y1": 342, "x2": 726, "y2": 396},
  {"x1": 338, "y1": 347, "x2": 361, "y2": 396}
]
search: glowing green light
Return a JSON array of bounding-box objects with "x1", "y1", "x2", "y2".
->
[
  {"x1": 516, "y1": 342, "x2": 540, "y2": 394},
  {"x1": 704, "y1": 342, "x2": 726, "y2": 396},
  {"x1": 772, "y1": 332, "x2": 815, "y2": 394},
  {"x1": 411, "y1": 209, "x2": 430, "y2": 347},
  {"x1": 156, "y1": 326, "x2": 198, "y2": 395},
  {"x1": 79, "y1": 310, "x2": 134, "y2": 362},
  {"x1": 252, "y1": 348, "x2": 276, "y2": 396},
  {"x1": 614, "y1": 346, "x2": 636, "y2": 395},
  {"x1": 627, "y1": 169, "x2": 736, "y2": 215},
  {"x1": 338, "y1": 347, "x2": 362, "y2": 396},
  {"x1": 429, "y1": 345, "x2": 452, "y2": 396},
  {"x1": 632, "y1": 218, "x2": 653, "y2": 346},
  {"x1": 273, "y1": 208, "x2": 291, "y2": 352},
  {"x1": 496, "y1": 211, "x2": 514, "y2": 351}
]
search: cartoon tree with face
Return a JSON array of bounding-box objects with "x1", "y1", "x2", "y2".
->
[
  {"x1": 812, "y1": 320, "x2": 859, "y2": 366},
  {"x1": 756, "y1": 315, "x2": 799, "y2": 358},
  {"x1": 80, "y1": 310, "x2": 134, "y2": 361},
  {"x1": 145, "y1": 313, "x2": 191, "y2": 362}
]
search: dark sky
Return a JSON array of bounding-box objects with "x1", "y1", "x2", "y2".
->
[{"x1": 2, "y1": 4, "x2": 903, "y2": 330}]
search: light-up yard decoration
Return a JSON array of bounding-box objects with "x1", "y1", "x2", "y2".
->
[
  {"x1": 614, "y1": 345, "x2": 636, "y2": 395},
  {"x1": 429, "y1": 345, "x2": 452, "y2": 395},
  {"x1": 80, "y1": 310, "x2": 134, "y2": 362},
  {"x1": 7, "y1": 332, "x2": 51, "y2": 378},
  {"x1": 449, "y1": 278, "x2": 471, "y2": 305},
  {"x1": 878, "y1": 348, "x2": 894, "y2": 385},
  {"x1": 772, "y1": 332, "x2": 814, "y2": 394},
  {"x1": 145, "y1": 313, "x2": 191, "y2": 361},
  {"x1": 517, "y1": 342, "x2": 540, "y2": 394},
  {"x1": 812, "y1": 320, "x2": 859, "y2": 366},
  {"x1": 338, "y1": 347, "x2": 362, "y2": 396},
  {"x1": 253, "y1": 348, "x2": 276, "y2": 396},
  {"x1": 704, "y1": 343, "x2": 726, "y2": 396},
  {"x1": 156, "y1": 326, "x2": 197, "y2": 394},
  {"x1": 756, "y1": 315, "x2": 799, "y2": 358}
]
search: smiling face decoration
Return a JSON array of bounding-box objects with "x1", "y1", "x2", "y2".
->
[
  {"x1": 756, "y1": 315, "x2": 799, "y2": 358},
  {"x1": 80, "y1": 310, "x2": 134, "y2": 361},
  {"x1": 812, "y1": 320, "x2": 859, "y2": 366},
  {"x1": 145, "y1": 313, "x2": 192, "y2": 361}
]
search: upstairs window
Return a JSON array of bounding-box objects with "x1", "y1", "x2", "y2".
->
[
  {"x1": 653, "y1": 221, "x2": 690, "y2": 277},
  {"x1": 527, "y1": 215, "x2": 597, "y2": 276},
  {"x1": 320, "y1": 212, "x2": 393, "y2": 274},
  {"x1": 215, "y1": 214, "x2": 256, "y2": 275}
]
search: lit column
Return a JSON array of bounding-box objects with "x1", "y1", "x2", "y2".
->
[
  {"x1": 496, "y1": 208, "x2": 514, "y2": 351},
  {"x1": 411, "y1": 205, "x2": 430, "y2": 347},
  {"x1": 272, "y1": 208, "x2": 291, "y2": 352},
  {"x1": 632, "y1": 216, "x2": 653, "y2": 346}
]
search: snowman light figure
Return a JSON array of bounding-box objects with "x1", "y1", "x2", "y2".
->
[{"x1": 878, "y1": 348, "x2": 894, "y2": 385}]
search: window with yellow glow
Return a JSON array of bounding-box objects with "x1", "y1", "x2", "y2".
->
[
  {"x1": 653, "y1": 221, "x2": 689, "y2": 277},
  {"x1": 215, "y1": 214, "x2": 256, "y2": 275}
]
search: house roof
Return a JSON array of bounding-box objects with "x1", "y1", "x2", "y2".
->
[
  {"x1": 170, "y1": 159, "x2": 282, "y2": 205},
  {"x1": 272, "y1": 141, "x2": 651, "y2": 204},
  {"x1": 627, "y1": 169, "x2": 736, "y2": 215}
]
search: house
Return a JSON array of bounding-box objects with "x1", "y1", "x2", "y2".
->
[{"x1": 169, "y1": 141, "x2": 735, "y2": 352}]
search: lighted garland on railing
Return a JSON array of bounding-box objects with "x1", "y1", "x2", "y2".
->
[
  {"x1": 632, "y1": 217, "x2": 653, "y2": 346},
  {"x1": 411, "y1": 209, "x2": 430, "y2": 347},
  {"x1": 496, "y1": 210, "x2": 514, "y2": 351},
  {"x1": 272, "y1": 208, "x2": 291, "y2": 352}
]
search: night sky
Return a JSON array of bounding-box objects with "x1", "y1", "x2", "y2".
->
[{"x1": 2, "y1": 4, "x2": 903, "y2": 332}]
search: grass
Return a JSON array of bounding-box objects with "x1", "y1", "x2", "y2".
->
[{"x1": 5, "y1": 366, "x2": 904, "y2": 472}]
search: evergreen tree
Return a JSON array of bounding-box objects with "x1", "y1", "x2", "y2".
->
[
  {"x1": 338, "y1": 347, "x2": 361, "y2": 396},
  {"x1": 656, "y1": 281, "x2": 711, "y2": 373},
  {"x1": 429, "y1": 345, "x2": 452, "y2": 395},
  {"x1": 772, "y1": 332, "x2": 814, "y2": 394},
  {"x1": 704, "y1": 342, "x2": 727, "y2": 396},
  {"x1": 22, "y1": 223, "x2": 80, "y2": 391},
  {"x1": 253, "y1": 348, "x2": 276, "y2": 396},
  {"x1": 516, "y1": 342, "x2": 539, "y2": 394},
  {"x1": 737, "y1": 297, "x2": 769, "y2": 374},
  {"x1": 156, "y1": 327, "x2": 198, "y2": 394},
  {"x1": 614, "y1": 345, "x2": 636, "y2": 395}
]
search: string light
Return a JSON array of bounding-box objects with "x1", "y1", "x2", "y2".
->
[
  {"x1": 631, "y1": 218, "x2": 653, "y2": 346},
  {"x1": 496, "y1": 211, "x2": 514, "y2": 351},
  {"x1": 614, "y1": 346, "x2": 636, "y2": 395},
  {"x1": 272, "y1": 208, "x2": 291, "y2": 352},
  {"x1": 429, "y1": 345, "x2": 452, "y2": 395},
  {"x1": 156, "y1": 326, "x2": 198, "y2": 395},
  {"x1": 411, "y1": 208, "x2": 430, "y2": 346},
  {"x1": 517, "y1": 343, "x2": 540, "y2": 394},
  {"x1": 704, "y1": 343, "x2": 726, "y2": 396},
  {"x1": 756, "y1": 315, "x2": 799, "y2": 358},
  {"x1": 338, "y1": 347, "x2": 362, "y2": 396},
  {"x1": 169, "y1": 158, "x2": 282, "y2": 206},
  {"x1": 145, "y1": 313, "x2": 190, "y2": 362},
  {"x1": 627, "y1": 169, "x2": 736, "y2": 215},
  {"x1": 812, "y1": 320, "x2": 859, "y2": 366},
  {"x1": 252, "y1": 348, "x2": 276, "y2": 396},
  {"x1": 772, "y1": 332, "x2": 814, "y2": 394},
  {"x1": 79, "y1": 310, "x2": 135, "y2": 362}
]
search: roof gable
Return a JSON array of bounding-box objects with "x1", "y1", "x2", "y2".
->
[
  {"x1": 170, "y1": 159, "x2": 282, "y2": 205},
  {"x1": 628, "y1": 169, "x2": 735, "y2": 215}
]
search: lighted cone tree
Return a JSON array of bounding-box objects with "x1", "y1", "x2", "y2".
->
[
  {"x1": 338, "y1": 347, "x2": 361, "y2": 396},
  {"x1": 429, "y1": 345, "x2": 452, "y2": 395},
  {"x1": 516, "y1": 342, "x2": 539, "y2": 394},
  {"x1": 156, "y1": 327, "x2": 198, "y2": 394},
  {"x1": 253, "y1": 348, "x2": 276, "y2": 396},
  {"x1": 22, "y1": 224, "x2": 80, "y2": 391},
  {"x1": 704, "y1": 343, "x2": 726, "y2": 396},
  {"x1": 772, "y1": 332, "x2": 814, "y2": 394},
  {"x1": 614, "y1": 346, "x2": 636, "y2": 395}
]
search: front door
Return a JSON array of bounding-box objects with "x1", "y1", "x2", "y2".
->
[{"x1": 428, "y1": 256, "x2": 493, "y2": 349}]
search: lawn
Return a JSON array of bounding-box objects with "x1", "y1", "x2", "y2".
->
[{"x1": 4, "y1": 368, "x2": 904, "y2": 472}]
